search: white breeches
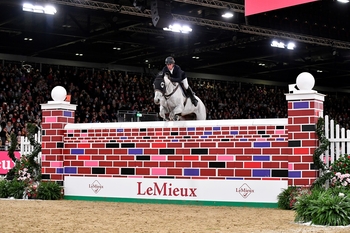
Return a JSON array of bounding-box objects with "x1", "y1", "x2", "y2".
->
[{"x1": 182, "y1": 78, "x2": 189, "y2": 89}]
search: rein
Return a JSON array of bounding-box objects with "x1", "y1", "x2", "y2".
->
[{"x1": 164, "y1": 82, "x2": 179, "y2": 99}]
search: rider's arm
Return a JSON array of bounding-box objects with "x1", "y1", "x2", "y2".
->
[{"x1": 170, "y1": 66, "x2": 185, "y2": 82}]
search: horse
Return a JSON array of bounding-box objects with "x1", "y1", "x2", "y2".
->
[{"x1": 153, "y1": 72, "x2": 206, "y2": 121}]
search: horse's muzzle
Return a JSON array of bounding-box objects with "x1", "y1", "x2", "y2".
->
[{"x1": 154, "y1": 98, "x2": 160, "y2": 105}]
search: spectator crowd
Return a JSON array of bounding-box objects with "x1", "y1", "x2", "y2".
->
[{"x1": 0, "y1": 61, "x2": 349, "y2": 147}]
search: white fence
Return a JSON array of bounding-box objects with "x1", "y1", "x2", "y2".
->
[
  {"x1": 20, "y1": 131, "x2": 42, "y2": 163},
  {"x1": 323, "y1": 115, "x2": 350, "y2": 165}
]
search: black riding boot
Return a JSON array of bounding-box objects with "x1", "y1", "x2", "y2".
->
[{"x1": 186, "y1": 87, "x2": 198, "y2": 107}]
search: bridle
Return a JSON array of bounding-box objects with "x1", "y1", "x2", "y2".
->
[{"x1": 154, "y1": 76, "x2": 179, "y2": 100}]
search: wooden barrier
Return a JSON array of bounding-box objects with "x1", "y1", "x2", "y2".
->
[{"x1": 38, "y1": 87, "x2": 325, "y2": 207}]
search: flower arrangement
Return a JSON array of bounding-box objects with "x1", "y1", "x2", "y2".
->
[
  {"x1": 277, "y1": 186, "x2": 311, "y2": 210},
  {"x1": 330, "y1": 154, "x2": 350, "y2": 174},
  {"x1": 25, "y1": 181, "x2": 39, "y2": 199},
  {"x1": 0, "y1": 123, "x2": 62, "y2": 200},
  {"x1": 278, "y1": 118, "x2": 350, "y2": 226}
]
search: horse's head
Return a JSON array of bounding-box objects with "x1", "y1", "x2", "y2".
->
[{"x1": 153, "y1": 72, "x2": 165, "y2": 105}]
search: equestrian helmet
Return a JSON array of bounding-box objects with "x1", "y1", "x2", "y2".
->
[{"x1": 165, "y1": 57, "x2": 175, "y2": 65}]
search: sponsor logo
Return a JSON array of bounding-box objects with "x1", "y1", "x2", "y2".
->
[
  {"x1": 236, "y1": 183, "x2": 254, "y2": 199},
  {"x1": 89, "y1": 180, "x2": 103, "y2": 194},
  {"x1": 0, "y1": 160, "x2": 12, "y2": 170},
  {"x1": 137, "y1": 182, "x2": 197, "y2": 197}
]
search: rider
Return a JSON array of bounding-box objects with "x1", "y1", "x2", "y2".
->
[{"x1": 162, "y1": 56, "x2": 198, "y2": 107}]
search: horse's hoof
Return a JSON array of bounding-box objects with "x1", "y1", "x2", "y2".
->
[{"x1": 174, "y1": 115, "x2": 181, "y2": 121}]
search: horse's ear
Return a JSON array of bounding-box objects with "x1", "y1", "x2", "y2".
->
[{"x1": 157, "y1": 71, "x2": 163, "y2": 77}]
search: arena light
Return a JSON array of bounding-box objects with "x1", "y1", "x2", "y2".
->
[
  {"x1": 163, "y1": 24, "x2": 192, "y2": 33},
  {"x1": 271, "y1": 40, "x2": 296, "y2": 50},
  {"x1": 286, "y1": 42, "x2": 295, "y2": 50},
  {"x1": 23, "y1": 3, "x2": 57, "y2": 15},
  {"x1": 337, "y1": 0, "x2": 349, "y2": 3},
  {"x1": 221, "y1": 9, "x2": 233, "y2": 19},
  {"x1": 222, "y1": 12, "x2": 233, "y2": 18},
  {"x1": 271, "y1": 40, "x2": 285, "y2": 48}
]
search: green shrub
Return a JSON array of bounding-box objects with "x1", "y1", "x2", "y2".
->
[
  {"x1": 277, "y1": 186, "x2": 311, "y2": 210},
  {"x1": 294, "y1": 187, "x2": 350, "y2": 226},
  {"x1": 277, "y1": 186, "x2": 297, "y2": 209},
  {"x1": 7, "y1": 180, "x2": 26, "y2": 199},
  {"x1": 37, "y1": 181, "x2": 62, "y2": 200},
  {"x1": 330, "y1": 154, "x2": 350, "y2": 174},
  {"x1": 0, "y1": 179, "x2": 9, "y2": 198}
]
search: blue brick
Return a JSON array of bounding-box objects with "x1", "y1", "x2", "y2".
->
[
  {"x1": 64, "y1": 167, "x2": 77, "y2": 174},
  {"x1": 213, "y1": 126, "x2": 220, "y2": 131},
  {"x1": 253, "y1": 142, "x2": 270, "y2": 148},
  {"x1": 129, "y1": 148, "x2": 143, "y2": 154},
  {"x1": 187, "y1": 127, "x2": 195, "y2": 131},
  {"x1": 63, "y1": 111, "x2": 72, "y2": 117},
  {"x1": 201, "y1": 136, "x2": 208, "y2": 138},
  {"x1": 204, "y1": 131, "x2": 212, "y2": 135},
  {"x1": 71, "y1": 149, "x2": 84, "y2": 154},
  {"x1": 253, "y1": 169, "x2": 270, "y2": 177},
  {"x1": 289, "y1": 171, "x2": 302, "y2": 178},
  {"x1": 117, "y1": 129, "x2": 124, "y2": 132},
  {"x1": 253, "y1": 155, "x2": 270, "y2": 161},
  {"x1": 56, "y1": 168, "x2": 63, "y2": 174},
  {"x1": 293, "y1": 102, "x2": 309, "y2": 109},
  {"x1": 230, "y1": 131, "x2": 238, "y2": 135},
  {"x1": 240, "y1": 138, "x2": 248, "y2": 141},
  {"x1": 184, "y1": 169, "x2": 199, "y2": 176}
]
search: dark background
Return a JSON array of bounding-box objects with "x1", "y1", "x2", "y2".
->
[{"x1": 1, "y1": 0, "x2": 350, "y2": 91}]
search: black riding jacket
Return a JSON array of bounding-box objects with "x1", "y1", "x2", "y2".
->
[{"x1": 162, "y1": 64, "x2": 186, "y2": 82}]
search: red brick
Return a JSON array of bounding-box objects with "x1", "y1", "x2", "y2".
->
[
  {"x1": 192, "y1": 161, "x2": 208, "y2": 168},
  {"x1": 136, "y1": 168, "x2": 150, "y2": 175},
  {"x1": 71, "y1": 161, "x2": 84, "y2": 166},
  {"x1": 294, "y1": 148, "x2": 309, "y2": 155},
  {"x1": 113, "y1": 161, "x2": 128, "y2": 167},
  {"x1": 235, "y1": 169, "x2": 251, "y2": 177},
  {"x1": 168, "y1": 168, "x2": 182, "y2": 175},
  {"x1": 106, "y1": 155, "x2": 120, "y2": 160},
  {"x1": 217, "y1": 169, "x2": 234, "y2": 176},
  {"x1": 99, "y1": 149, "x2": 113, "y2": 154},
  {"x1": 262, "y1": 148, "x2": 280, "y2": 154},
  {"x1": 302, "y1": 171, "x2": 318, "y2": 178},
  {"x1": 160, "y1": 161, "x2": 174, "y2": 167},
  {"x1": 78, "y1": 155, "x2": 90, "y2": 160},
  {"x1": 200, "y1": 169, "x2": 216, "y2": 176},
  {"x1": 288, "y1": 156, "x2": 301, "y2": 162},
  {"x1": 227, "y1": 162, "x2": 243, "y2": 168},
  {"x1": 200, "y1": 156, "x2": 217, "y2": 161},
  {"x1": 106, "y1": 168, "x2": 120, "y2": 174},
  {"x1": 176, "y1": 162, "x2": 191, "y2": 167},
  {"x1": 168, "y1": 156, "x2": 182, "y2": 160},
  {"x1": 244, "y1": 162, "x2": 261, "y2": 168},
  {"x1": 128, "y1": 161, "x2": 143, "y2": 167},
  {"x1": 236, "y1": 156, "x2": 252, "y2": 161},
  {"x1": 144, "y1": 161, "x2": 159, "y2": 167},
  {"x1": 262, "y1": 162, "x2": 280, "y2": 168},
  {"x1": 78, "y1": 167, "x2": 91, "y2": 174}
]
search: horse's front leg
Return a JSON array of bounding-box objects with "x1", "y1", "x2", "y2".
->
[
  {"x1": 159, "y1": 106, "x2": 170, "y2": 121},
  {"x1": 169, "y1": 104, "x2": 184, "y2": 121}
]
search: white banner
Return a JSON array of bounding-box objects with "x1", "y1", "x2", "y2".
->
[{"x1": 65, "y1": 177, "x2": 287, "y2": 203}]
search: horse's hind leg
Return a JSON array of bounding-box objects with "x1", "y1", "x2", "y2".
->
[{"x1": 173, "y1": 114, "x2": 181, "y2": 121}]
